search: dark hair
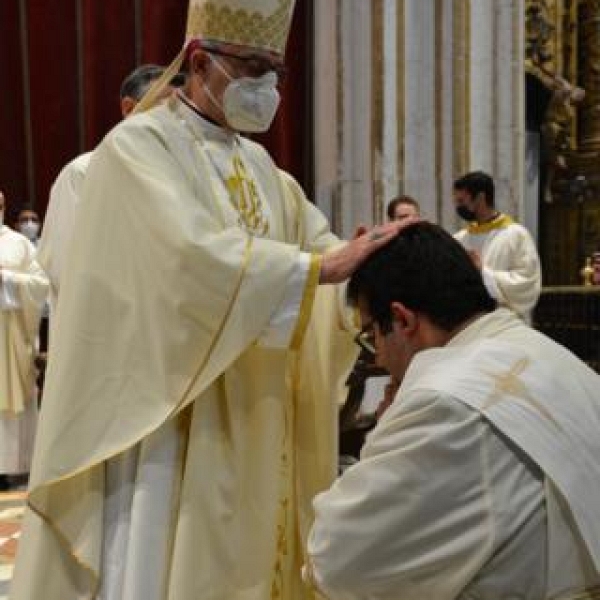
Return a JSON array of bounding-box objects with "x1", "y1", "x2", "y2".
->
[
  {"x1": 16, "y1": 204, "x2": 38, "y2": 219},
  {"x1": 17, "y1": 202, "x2": 35, "y2": 212},
  {"x1": 453, "y1": 171, "x2": 495, "y2": 207},
  {"x1": 119, "y1": 64, "x2": 185, "y2": 101},
  {"x1": 348, "y1": 222, "x2": 496, "y2": 332},
  {"x1": 386, "y1": 195, "x2": 420, "y2": 220}
]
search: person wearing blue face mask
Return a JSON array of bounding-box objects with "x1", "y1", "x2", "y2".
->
[{"x1": 453, "y1": 170, "x2": 541, "y2": 321}]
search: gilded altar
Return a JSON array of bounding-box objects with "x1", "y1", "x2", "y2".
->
[
  {"x1": 526, "y1": 0, "x2": 600, "y2": 284},
  {"x1": 533, "y1": 286, "x2": 600, "y2": 372}
]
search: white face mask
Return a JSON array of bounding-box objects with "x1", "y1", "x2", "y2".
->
[
  {"x1": 19, "y1": 219, "x2": 40, "y2": 241},
  {"x1": 207, "y1": 56, "x2": 281, "y2": 133}
]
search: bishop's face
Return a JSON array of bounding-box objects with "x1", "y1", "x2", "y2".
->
[{"x1": 189, "y1": 43, "x2": 286, "y2": 131}]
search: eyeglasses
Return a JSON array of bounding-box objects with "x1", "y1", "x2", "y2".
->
[
  {"x1": 354, "y1": 322, "x2": 376, "y2": 355},
  {"x1": 205, "y1": 47, "x2": 287, "y2": 81}
]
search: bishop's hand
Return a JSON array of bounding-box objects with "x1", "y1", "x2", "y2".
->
[{"x1": 319, "y1": 217, "x2": 419, "y2": 284}]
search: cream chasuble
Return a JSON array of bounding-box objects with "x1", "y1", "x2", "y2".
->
[
  {"x1": 10, "y1": 95, "x2": 357, "y2": 600},
  {"x1": 454, "y1": 215, "x2": 541, "y2": 319},
  {"x1": 307, "y1": 309, "x2": 600, "y2": 600}
]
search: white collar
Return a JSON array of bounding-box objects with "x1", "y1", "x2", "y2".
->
[
  {"x1": 172, "y1": 93, "x2": 238, "y2": 146},
  {"x1": 446, "y1": 308, "x2": 521, "y2": 349}
]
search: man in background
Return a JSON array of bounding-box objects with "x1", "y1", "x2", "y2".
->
[
  {"x1": 453, "y1": 170, "x2": 541, "y2": 320},
  {"x1": 306, "y1": 222, "x2": 600, "y2": 599},
  {"x1": 0, "y1": 191, "x2": 48, "y2": 490},
  {"x1": 15, "y1": 207, "x2": 41, "y2": 246},
  {"x1": 37, "y1": 64, "x2": 183, "y2": 316},
  {"x1": 386, "y1": 194, "x2": 420, "y2": 222}
]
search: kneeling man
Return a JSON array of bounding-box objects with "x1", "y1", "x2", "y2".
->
[{"x1": 305, "y1": 222, "x2": 600, "y2": 599}]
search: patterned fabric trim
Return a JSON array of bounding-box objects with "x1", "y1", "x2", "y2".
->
[
  {"x1": 186, "y1": 0, "x2": 295, "y2": 54},
  {"x1": 466, "y1": 213, "x2": 514, "y2": 235}
]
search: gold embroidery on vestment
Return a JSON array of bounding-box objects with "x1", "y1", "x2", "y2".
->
[
  {"x1": 187, "y1": 0, "x2": 294, "y2": 54},
  {"x1": 271, "y1": 385, "x2": 292, "y2": 599},
  {"x1": 481, "y1": 357, "x2": 562, "y2": 430},
  {"x1": 226, "y1": 156, "x2": 270, "y2": 236}
]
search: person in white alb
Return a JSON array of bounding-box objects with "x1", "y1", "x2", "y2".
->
[
  {"x1": 453, "y1": 170, "x2": 541, "y2": 320},
  {"x1": 0, "y1": 191, "x2": 48, "y2": 489},
  {"x1": 9, "y1": 2, "x2": 406, "y2": 599},
  {"x1": 305, "y1": 222, "x2": 600, "y2": 600},
  {"x1": 37, "y1": 64, "x2": 183, "y2": 321}
]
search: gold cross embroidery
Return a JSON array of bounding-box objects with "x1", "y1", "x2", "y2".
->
[
  {"x1": 481, "y1": 357, "x2": 562, "y2": 431},
  {"x1": 226, "y1": 155, "x2": 270, "y2": 236}
]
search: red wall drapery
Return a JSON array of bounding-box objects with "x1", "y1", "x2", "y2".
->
[
  {"x1": 0, "y1": 1, "x2": 28, "y2": 220},
  {"x1": 0, "y1": 0, "x2": 312, "y2": 222}
]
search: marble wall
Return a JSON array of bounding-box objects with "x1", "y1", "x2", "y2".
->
[{"x1": 313, "y1": 0, "x2": 525, "y2": 238}]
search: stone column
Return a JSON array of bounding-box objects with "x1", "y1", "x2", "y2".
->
[
  {"x1": 314, "y1": 0, "x2": 406, "y2": 234},
  {"x1": 438, "y1": 0, "x2": 458, "y2": 228},
  {"x1": 313, "y1": 0, "x2": 338, "y2": 225},
  {"x1": 469, "y1": 0, "x2": 495, "y2": 174},
  {"x1": 497, "y1": 0, "x2": 525, "y2": 220},
  {"x1": 403, "y1": 0, "x2": 437, "y2": 218},
  {"x1": 469, "y1": 0, "x2": 525, "y2": 219},
  {"x1": 378, "y1": 0, "x2": 401, "y2": 221},
  {"x1": 524, "y1": 131, "x2": 541, "y2": 241},
  {"x1": 313, "y1": 0, "x2": 373, "y2": 238},
  {"x1": 337, "y1": 1, "x2": 373, "y2": 237}
]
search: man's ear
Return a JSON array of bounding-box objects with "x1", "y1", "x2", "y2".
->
[
  {"x1": 120, "y1": 96, "x2": 136, "y2": 117},
  {"x1": 190, "y1": 48, "x2": 210, "y2": 75},
  {"x1": 390, "y1": 301, "x2": 418, "y2": 336}
]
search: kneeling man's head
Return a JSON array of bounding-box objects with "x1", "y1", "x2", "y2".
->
[{"x1": 348, "y1": 222, "x2": 496, "y2": 381}]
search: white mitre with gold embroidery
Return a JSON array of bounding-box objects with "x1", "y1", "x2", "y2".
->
[
  {"x1": 186, "y1": 0, "x2": 296, "y2": 54},
  {"x1": 135, "y1": 0, "x2": 296, "y2": 113}
]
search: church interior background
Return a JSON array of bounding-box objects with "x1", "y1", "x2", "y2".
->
[
  {"x1": 2, "y1": 0, "x2": 600, "y2": 275},
  {"x1": 0, "y1": 1, "x2": 599, "y2": 595}
]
